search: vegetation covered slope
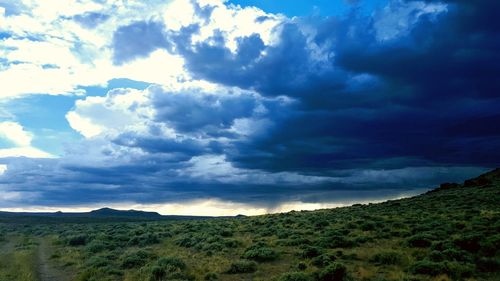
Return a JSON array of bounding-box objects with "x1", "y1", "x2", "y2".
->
[{"x1": 1, "y1": 169, "x2": 499, "y2": 281}]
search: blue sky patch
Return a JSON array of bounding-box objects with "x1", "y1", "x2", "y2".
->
[{"x1": 228, "y1": 0, "x2": 387, "y2": 17}]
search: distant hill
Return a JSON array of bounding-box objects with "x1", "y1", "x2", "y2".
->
[
  {"x1": 0, "y1": 207, "x2": 214, "y2": 223},
  {"x1": 88, "y1": 207, "x2": 163, "y2": 218}
]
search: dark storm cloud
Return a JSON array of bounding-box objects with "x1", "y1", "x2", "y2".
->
[
  {"x1": 2, "y1": 0, "x2": 498, "y2": 209},
  {"x1": 173, "y1": 23, "x2": 344, "y2": 99},
  {"x1": 113, "y1": 132, "x2": 208, "y2": 156},
  {"x1": 335, "y1": 3, "x2": 500, "y2": 103},
  {"x1": 149, "y1": 87, "x2": 260, "y2": 136},
  {"x1": 0, "y1": 156, "x2": 485, "y2": 208},
  {"x1": 112, "y1": 20, "x2": 170, "y2": 65},
  {"x1": 166, "y1": 0, "x2": 500, "y2": 173}
]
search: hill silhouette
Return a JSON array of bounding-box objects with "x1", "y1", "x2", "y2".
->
[{"x1": 88, "y1": 207, "x2": 163, "y2": 218}]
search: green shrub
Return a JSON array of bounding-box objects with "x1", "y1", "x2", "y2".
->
[
  {"x1": 343, "y1": 253, "x2": 358, "y2": 260},
  {"x1": 128, "y1": 233, "x2": 159, "y2": 246},
  {"x1": 243, "y1": 245, "x2": 278, "y2": 262},
  {"x1": 279, "y1": 272, "x2": 311, "y2": 281},
  {"x1": 147, "y1": 257, "x2": 190, "y2": 281},
  {"x1": 175, "y1": 234, "x2": 202, "y2": 248},
  {"x1": 204, "y1": 272, "x2": 218, "y2": 280},
  {"x1": 443, "y1": 261, "x2": 474, "y2": 278},
  {"x1": 301, "y1": 246, "x2": 323, "y2": 259},
  {"x1": 480, "y1": 234, "x2": 500, "y2": 256},
  {"x1": 77, "y1": 267, "x2": 119, "y2": 281},
  {"x1": 354, "y1": 235, "x2": 372, "y2": 244},
  {"x1": 370, "y1": 251, "x2": 402, "y2": 265},
  {"x1": 149, "y1": 266, "x2": 166, "y2": 281},
  {"x1": 390, "y1": 230, "x2": 411, "y2": 237},
  {"x1": 220, "y1": 229, "x2": 233, "y2": 237},
  {"x1": 317, "y1": 262, "x2": 348, "y2": 281},
  {"x1": 121, "y1": 250, "x2": 154, "y2": 269},
  {"x1": 223, "y1": 238, "x2": 240, "y2": 248},
  {"x1": 202, "y1": 242, "x2": 224, "y2": 252},
  {"x1": 297, "y1": 262, "x2": 307, "y2": 271},
  {"x1": 360, "y1": 222, "x2": 376, "y2": 231},
  {"x1": 86, "y1": 256, "x2": 112, "y2": 268},
  {"x1": 227, "y1": 260, "x2": 257, "y2": 274},
  {"x1": 283, "y1": 237, "x2": 312, "y2": 246},
  {"x1": 454, "y1": 234, "x2": 481, "y2": 253},
  {"x1": 315, "y1": 220, "x2": 330, "y2": 229},
  {"x1": 411, "y1": 260, "x2": 444, "y2": 276},
  {"x1": 476, "y1": 257, "x2": 500, "y2": 272},
  {"x1": 86, "y1": 240, "x2": 107, "y2": 253},
  {"x1": 430, "y1": 248, "x2": 472, "y2": 263},
  {"x1": 311, "y1": 254, "x2": 336, "y2": 267},
  {"x1": 407, "y1": 234, "x2": 434, "y2": 248},
  {"x1": 157, "y1": 256, "x2": 186, "y2": 271},
  {"x1": 67, "y1": 234, "x2": 88, "y2": 246},
  {"x1": 321, "y1": 235, "x2": 356, "y2": 248}
]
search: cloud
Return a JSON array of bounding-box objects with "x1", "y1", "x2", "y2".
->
[
  {"x1": 64, "y1": 82, "x2": 287, "y2": 168},
  {"x1": 0, "y1": 146, "x2": 54, "y2": 158},
  {"x1": 0, "y1": 0, "x2": 189, "y2": 99},
  {"x1": 372, "y1": 0, "x2": 447, "y2": 41},
  {"x1": 151, "y1": 0, "x2": 500, "y2": 174},
  {"x1": 0, "y1": 121, "x2": 54, "y2": 158},
  {"x1": 0, "y1": 121, "x2": 32, "y2": 146},
  {"x1": 66, "y1": 80, "x2": 283, "y2": 139},
  {"x1": 112, "y1": 20, "x2": 169, "y2": 65},
  {"x1": 73, "y1": 11, "x2": 110, "y2": 29},
  {"x1": 66, "y1": 111, "x2": 105, "y2": 138},
  {"x1": 0, "y1": 0, "x2": 498, "y2": 211}
]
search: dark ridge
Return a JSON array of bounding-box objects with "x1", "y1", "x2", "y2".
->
[
  {"x1": 463, "y1": 167, "x2": 500, "y2": 187},
  {"x1": 0, "y1": 208, "x2": 216, "y2": 224},
  {"x1": 88, "y1": 207, "x2": 163, "y2": 218},
  {"x1": 426, "y1": 167, "x2": 498, "y2": 194}
]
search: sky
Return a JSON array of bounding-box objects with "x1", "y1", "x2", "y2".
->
[{"x1": 0, "y1": 0, "x2": 498, "y2": 215}]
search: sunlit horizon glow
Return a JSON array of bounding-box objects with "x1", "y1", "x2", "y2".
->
[{"x1": 0, "y1": 189, "x2": 425, "y2": 216}]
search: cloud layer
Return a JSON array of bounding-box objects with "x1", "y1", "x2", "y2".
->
[{"x1": 0, "y1": 0, "x2": 498, "y2": 212}]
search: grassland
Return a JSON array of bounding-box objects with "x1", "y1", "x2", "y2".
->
[{"x1": 0, "y1": 169, "x2": 499, "y2": 281}]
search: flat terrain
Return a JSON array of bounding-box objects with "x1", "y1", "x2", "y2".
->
[{"x1": 1, "y1": 169, "x2": 499, "y2": 281}]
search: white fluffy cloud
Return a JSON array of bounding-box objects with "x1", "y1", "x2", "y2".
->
[
  {"x1": 0, "y1": 146, "x2": 54, "y2": 158},
  {"x1": 187, "y1": 0, "x2": 284, "y2": 50},
  {"x1": 0, "y1": 121, "x2": 32, "y2": 146},
  {"x1": 66, "y1": 87, "x2": 153, "y2": 138},
  {"x1": 65, "y1": 81, "x2": 269, "y2": 139},
  {"x1": 0, "y1": 0, "x2": 284, "y2": 99},
  {"x1": 65, "y1": 111, "x2": 105, "y2": 138},
  {"x1": 0, "y1": 121, "x2": 54, "y2": 158}
]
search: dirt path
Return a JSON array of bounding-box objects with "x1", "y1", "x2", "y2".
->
[{"x1": 36, "y1": 238, "x2": 73, "y2": 281}]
